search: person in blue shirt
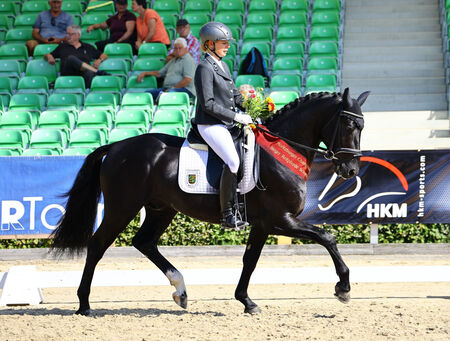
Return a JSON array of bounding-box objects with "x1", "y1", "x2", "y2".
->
[{"x1": 26, "y1": 0, "x2": 74, "y2": 56}]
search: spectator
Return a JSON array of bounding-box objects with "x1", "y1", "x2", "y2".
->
[
  {"x1": 26, "y1": 0, "x2": 74, "y2": 56},
  {"x1": 166, "y1": 19, "x2": 201, "y2": 64},
  {"x1": 137, "y1": 37, "x2": 196, "y2": 102},
  {"x1": 131, "y1": 0, "x2": 170, "y2": 50},
  {"x1": 86, "y1": 0, "x2": 137, "y2": 54},
  {"x1": 45, "y1": 26, "x2": 109, "y2": 88}
]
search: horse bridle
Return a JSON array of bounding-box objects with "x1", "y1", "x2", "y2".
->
[{"x1": 254, "y1": 105, "x2": 364, "y2": 162}]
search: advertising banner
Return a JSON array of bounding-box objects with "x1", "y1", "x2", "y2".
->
[{"x1": 0, "y1": 150, "x2": 449, "y2": 237}]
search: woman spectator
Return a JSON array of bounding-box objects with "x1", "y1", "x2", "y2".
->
[
  {"x1": 131, "y1": 0, "x2": 170, "y2": 50},
  {"x1": 86, "y1": 0, "x2": 137, "y2": 53}
]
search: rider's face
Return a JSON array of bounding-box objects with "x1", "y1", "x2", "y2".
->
[{"x1": 212, "y1": 40, "x2": 229, "y2": 58}]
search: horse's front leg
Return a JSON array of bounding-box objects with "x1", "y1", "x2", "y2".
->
[
  {"x1": 274, "y1": 214, "x2": 351, "y2": 303},
  {"x1": 235, "y1": 227, "x2": 268, "y2": 314}
]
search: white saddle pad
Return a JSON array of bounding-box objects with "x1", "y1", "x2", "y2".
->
[{"x1": 178, "y1": 126, "x2": 256, "y2": 194}]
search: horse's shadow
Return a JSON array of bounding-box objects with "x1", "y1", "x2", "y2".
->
[{"x1": 0, "y1": 306, "x2": 225, "y2": 317}]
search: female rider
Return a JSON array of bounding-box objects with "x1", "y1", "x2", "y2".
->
[{"x1": 193, "y1": 22, "x2": 253, "y2": 229}]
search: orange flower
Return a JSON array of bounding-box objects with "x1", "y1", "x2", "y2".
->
[{"x1": 267, "y1": 102, "x2": 275, "y2": 112}]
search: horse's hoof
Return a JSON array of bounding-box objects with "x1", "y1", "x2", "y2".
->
[
  {"x1": 244, "y1": 306, "x2": 261, "y2": 315},
  {"x1": 75, "y1": 308, "x2": 91, "y2": 316},
  {"x1": 172, "y1": 291, "x2": 188, "y2": 309},
  {"x1": 334, "y1": 285, "x2": 351, "y2": 304}
]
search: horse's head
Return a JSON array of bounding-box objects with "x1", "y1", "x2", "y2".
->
[{"x1": 322, "y1": 88, "x2": 369, "y2": 179}]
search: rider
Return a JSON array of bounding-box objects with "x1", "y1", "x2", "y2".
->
[{"x1": 193, "y1": 22, "x2": 253, "y2": 229}]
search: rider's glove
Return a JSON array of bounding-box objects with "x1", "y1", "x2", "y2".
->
[{"x1": 234, "y1": 112, "x2": 253, "y2": 125}]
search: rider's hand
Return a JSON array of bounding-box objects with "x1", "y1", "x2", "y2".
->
[{"x1": 234, "y1": 113, "x2": 253, "y2": 125}]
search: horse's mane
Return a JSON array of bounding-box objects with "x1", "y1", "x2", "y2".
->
[{"x1": 262, "y1": 91, "x2": 342, "y2": 125}]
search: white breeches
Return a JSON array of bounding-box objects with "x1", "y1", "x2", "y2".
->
[{"x1": 197, "y1": 124, "x2": 240, "y2": 174}]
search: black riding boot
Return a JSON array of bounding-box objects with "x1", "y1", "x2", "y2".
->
[{"x1": 220, "y1": 165, "x2": 248, "y2": 229}]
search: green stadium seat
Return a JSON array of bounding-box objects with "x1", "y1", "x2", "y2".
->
[
  {"x1": 240, "y1": 42, "x2": 271, "y2": 60},
  {"x1": 132, "y1": 58, "x2": 165, "y2": 76},
  {"x1": 69, "y1": 128, "x2": 106, "y2": 148},
  {"x1": 13, "y1": 13, "x2": 38, "y2": 28},
  {"x1": 9, "y1": 93, "x2": 45, "y2": 113},
  {"x1": 22, "y1": 148, "x2": 59, "y2": 156},
  {"x1": 33, "y1": 44, "x2": 58, "y2": 59},
  {"x1": 274, "y1": 42, "x2": 305, "y2": 59},
  {"x1": 0, "y1": 44, "x2": 28, "y2": 73},
  {"x1": 76, "y1": 110, "x2": 112, "y2": 134},
  {"x1": 0, "y1": 15, "x2": 11, "y2": 39},
  {"x1": 62, "y1": 147, "x2": 95, "y2": 156},
  {"x1": 26, "y1": 59, "x2": 57, "y2": 83},
  {"x1": 279, "y1": 11, "x2": 308, "y2": 27},
  {"x1": 307, "y1": 57, "x2": 338, "y2": 74},
  {"x1": 149, "y1": 125, "x2": 184, "y2": 137},
  {"x1": 305, "y1": 74, "x2": 337, "y2": 93},
  {"x1": 270, "y1": 74, "x2": 302, "y2": 93},
  {"x1": 121, "y1": 92, "x2": 154, "y2": 116},
  {"x1": 272, "y1": 57, "x2": 303, "y2": 76},
  {"x1": 17, "y1": 76, "x2": 50, "y2": 97},
  {"x1": 158, "y1": 12, "x2": 177, "y2": 30},
  {"x1": 61, "y1": 1, "x2": 83, "y2": 17},
  {"x1": 152, "y1": 109, "x2": 186, "y2": 129},
  {"x1": 104, "y1": 43, "x2": 133, "y2": 69},
  {"x1": 0, "y1": 60, "x2": 21, "y2": 89},
  {"x1": 81, "y1": 28, "x2": 108, "y2": 45},
  {"x1": 108, "y1": 128, "x2": 143, "y2": 144},
  {"x1": 81, "y1": 13, "x2": 109, "y2": 28},
  {"x1": 0, "y1": 129, "x2": 26, "y2": 152},
  {"x1": 137, "y1": 42, "x2": 168, "y2": 59},
  {"x1": 0, "y1": 148, "x2": 21, "y2": 156},
  {"x1": 313, "y1": 0, "x2": 341, "y2": 12},
  {"x1": 235, "y1": 74, "x2": 265, "y2": 89},
  {"x1": 38, "y1": 110, "x2": 75, "y2": 132},
  {"x1": 308, "y1": 42, "x2": 339, "y2": 59},
  {"x1": 269, "y1": 91, "x2": 299, "y2": 109},
  {"x1": 83, "y1": 92, "x2": 118, "y2": 114},
  {"x1": 216, "y1": 0, "x2": 245, "y2": 15},
  {"x1": 182, "y1": 13, "x2": 210, "y2": 26},
  {"x1": 184, "y1": 0, "x2": 213, "y2": 15},
  {"x1": 214, "y1": 12, "x2": 243, "y2": 29},
  {"x1": 310, "y1": 26, "x2": 339, "y2": 42},
  {"x1": 126, "y1": 75, "x2": 158, "y2": 92},
  {"x1": 21, "y1": 1, "x2": 50, "y2": 13},
  {"x1": 311, "y1": 10, "x2": 340, "y2": 27},
  {"x1": 158, "y1": 92, "x2": 190, "y2": 116},
  {"x1": 152, "y1": 0, "x2": 181, "y2": 15},
  {"x1": 243, "y1": 27, "x2": 273, "y2": 43},
  {"x1": 222, "y1": 57, "x2": 234, "y2": 73},
  {"x1": 0, "y1": 2, "x2": 17, "y2": 19},
  {"x1": 89, "y1": 75, "x2": 122, "y2": 104},
  {"x1": 29, "y1": 128, "x2": 66, "y2": 154},
  {"x1": 248, "y1": 0, "x2": 277, "y2": 13},
  {"x1": 115, "y1": 110, "x2": 149, "y2": 130},
  {"x1": 0, "y1": 77, "x2": 13, "y2": 108},
  {"x1": 0, "y1": 111, "x2": 33, "y2": 140},
  {"x1": 276, "y1": 26, "x2": 307, "y2": 43},
  {"x1": 281, "y1": 0, "x2": 308, "y2": 12},
  {"x1": 47, "y1": 93, "x2": 81, "y2": 117},
  {"x1": 98, "y1": 59, "x2": 129, "y2": 87},
  {"x1": 5, "y1": 28, "x2": 33, "y2": 44},
  {"x1": 246, "y1": 12, "x2": 275, "y2": 27},
  {"x1": 54, "y1": 76, "x2": 86, "y2": 103}
]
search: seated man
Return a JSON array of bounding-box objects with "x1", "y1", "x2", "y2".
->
[
  {"x1": 137, "y1": 37, "x2": 196, "y2": 102},
  {"x1": 86, "y1": 0, "x2": 137, "y2": 54},
  {"x1": 45, "y1": 26, "x2": 109, "y2": 88},
  {"x1": 26, "y1": 0, "x2": 74, "y2": 56},
  {"x1": 166, "y1": 19, "x2": 200, "y2": 64}
]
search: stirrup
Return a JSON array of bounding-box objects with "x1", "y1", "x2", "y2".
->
[{"x1": 220, "y1": 210, "x2": 249, "y2": 231}]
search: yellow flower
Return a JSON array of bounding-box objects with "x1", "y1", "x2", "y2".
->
[{"x1": 242, "y1": 88, "x2": 276, "y2": 121}]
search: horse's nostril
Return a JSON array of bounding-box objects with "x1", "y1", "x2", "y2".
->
[{"x1": 348, "y1": 169, "x2": 356, "y2": 177}]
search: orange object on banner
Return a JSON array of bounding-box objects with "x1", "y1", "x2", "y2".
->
[{"x1": 252, "y1": 125, "x2": 311, "y2": 180}]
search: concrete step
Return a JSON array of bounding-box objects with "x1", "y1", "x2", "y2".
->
[
  {"x1": 342, "y1": 61, "x2": 445, "y2": 78},
  {"x1": 361, "y1": 135, "x2": 450, "y2": 150},
  {"x1": 353, "y1": 93, "x2": 448, "y2": 111},
  {"x1": 343, "y1": 47, "x2": 443, "y2": 62},
  {"x1": 344, "y1": 18, "x2": 440, "y2": 33},
  {"x1": 345, "y1": 5, "x2": 438, "y2": 19},
  {"x1": 344, "y1": 31, "x2": 442, "y2": 42},
  {"x1": 346, "y1": 0, "x2": 435, "y2": 7},
  {"x1": 343, "y1": 77, "x2": 446, "y2": 94},
  {"x1": 344, "y1": 38, "x2": 443, "y2": 47},
  {"x1": 363, "y1": 111, "x2": 450, "y2": 130}
]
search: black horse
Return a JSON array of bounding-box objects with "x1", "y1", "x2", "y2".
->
[{"x1": 51, "y1": 88, "x2": 369, "y2": 316}]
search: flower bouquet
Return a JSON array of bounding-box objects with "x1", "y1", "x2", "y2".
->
[{"x1": 242, "y1": 87, "x2": 276, "y2": 121}]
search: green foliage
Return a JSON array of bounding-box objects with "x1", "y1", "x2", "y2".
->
[{"x1": 0, "y1": 215, "x2": 448, "y2": 249}]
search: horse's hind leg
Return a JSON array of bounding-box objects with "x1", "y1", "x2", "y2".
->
[
  {"x1": 131, "y1": 207, "x2": 187, "y2": 308},
  {"x1": 76, "y1": 212, "x2": 138, "y2": 315},
  {"x1": 274, "y1": 214, "x2": 351, "y2": 303}
]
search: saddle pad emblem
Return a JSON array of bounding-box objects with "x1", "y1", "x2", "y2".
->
[{"x1": 187, "y1": 171, "x2": 199, "y2": 186}]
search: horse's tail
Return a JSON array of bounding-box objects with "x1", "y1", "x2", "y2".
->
[{"x1": 50, "y1": 144, "x2": 112, "y2": 256}]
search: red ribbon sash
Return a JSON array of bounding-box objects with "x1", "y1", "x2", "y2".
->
[{"x1": 252, "y1": 125, "x2": 311, "y2": 180}]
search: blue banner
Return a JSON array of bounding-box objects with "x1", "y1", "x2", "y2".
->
[{"x1": 0, "y1": 150, "x2": 449, "y2": 237}]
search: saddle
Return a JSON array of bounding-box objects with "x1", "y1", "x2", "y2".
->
[{"x1": 178, "y1": 123, "x2": 257, "y2": 194}]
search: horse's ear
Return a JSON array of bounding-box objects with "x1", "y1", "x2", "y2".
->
[
  {"x1": 342, "y1": 87, "x2": 352, "y2": 108},
  {"x1": 357, "y1": 91, "x2": 370, "y2": 107}
]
